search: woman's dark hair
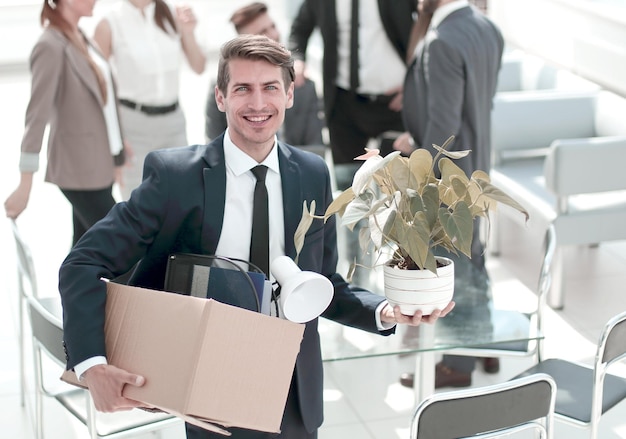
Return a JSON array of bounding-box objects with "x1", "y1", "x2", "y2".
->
[{"x1": 154, "y1": 0, "x2": 178, "y2": 35}]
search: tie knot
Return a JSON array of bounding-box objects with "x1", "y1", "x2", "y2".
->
[{"x1": 251, "y1": 165, "x2": 268, "y2": 183}]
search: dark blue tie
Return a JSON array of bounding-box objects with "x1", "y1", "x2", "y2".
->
[{"x1": 250, "y1": 165, "x2": 269, "y2": 277}]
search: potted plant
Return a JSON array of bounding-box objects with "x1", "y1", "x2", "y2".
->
[{"x1": 295, "y1": 136, "x2": 529, "y2": 314}]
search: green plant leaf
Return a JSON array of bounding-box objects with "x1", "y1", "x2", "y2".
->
[
  {"x1": 386, "y1": 155, "x2": 410, "y2": 192},
  {"x1": 439, "y1": 201, "x2": 474, "y2": 257},
  {"x1": 422, "y1": 184, "x2": 440, "y2": 228},
  {"x1": 352, "y1": 151, "x2": 401, "y2": 195},
  {"x1": 324, "y1": 187, "x2": 355, "y2": 219},
  {"x1": 474, "y1": 178, "x2": 530, "y2": 222},
  {"x1": 341, "y1": 195, "x2": 372, "y2": 230},
  {"x1": 439, "y1": 157, "x2": 470, "y2": 185},
  {"x1": 450, "y1": 175, "x2": 468, "y2": 199},
  {"x1": 369, "y1": 199, "x2": 397, "y2": 248},
  {"x1": 409, "y1": 148, "x2": 434, "y2": 188},
  {"x1": 432, "y1": 135, "x2": 472, "y2": 161},
  {"x1": 293, "y1": 200, "x2": 316, "y2": 264},
  {"x1": 395, "y1": 211, "x2": 432, "y2": 270}
]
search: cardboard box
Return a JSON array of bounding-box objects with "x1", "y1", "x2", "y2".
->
[{"x1": 63, "y1": 281, "x2": 304, "y2": 435}]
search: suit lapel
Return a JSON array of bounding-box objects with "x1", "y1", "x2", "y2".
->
[
  {"x1": 201, "y1": 140, "x2": 227, "y2": 255},
  {"x1": 278, "y1": 142, "x2": 302, "y2": 260},
  {"x1": 65, "y1": 43, "x2": 104, "y2": 107}
]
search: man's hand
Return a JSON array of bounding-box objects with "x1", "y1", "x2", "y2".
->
[
  {"x1": 393, "y1": 131, "x2": 416, "y2": 155},
  {"x1": 385, "y1": 85, "x2": 403, "y2": 112},
  {"x1": 380, "y1": 300, "x2": 455, "y2": 326},
  {"x1": 82, "y1": 364, "x2": 146, "y2": 412}
]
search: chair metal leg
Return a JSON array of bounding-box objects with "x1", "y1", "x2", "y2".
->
[
  {"x1": 33, "y1": 348, "x2": 44, "y2": 439},
  {"x1": 19, "y1": 278, "x2": 26, "y2": 408},
  {"x1": 489, "y1": 211, "x2": 501, "y2": 257},
  {"x1": 547, "y1": 247, "x2": 564, "y2": 310},
  {"x1": 87, "y1": 392, "x2": 98, "y2": 439}
]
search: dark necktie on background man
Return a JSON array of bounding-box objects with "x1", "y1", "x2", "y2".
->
[
  {"x1": 350, "y1": 0, "x2": 360, "y2": 91},
  {"x1": 249, "y1": 165, "x2": 270, "y2": 278}
]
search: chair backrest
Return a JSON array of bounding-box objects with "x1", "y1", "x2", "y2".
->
[
  {"x1": 597, "y1": 310, "x2": 626, "y2": 368},
  {"x1": 11, "y1": 219, "x2": 38, "y2": 298},
  {"x1": 410, "y1": 373, "x2": 556, "y2": 439},
  {"x1": 27, "y1": 295, "x2": 65, "y2": 367}
]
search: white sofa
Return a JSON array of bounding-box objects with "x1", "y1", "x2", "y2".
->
[
  {"x1": 496, "y1": 49, "x2": 600, "y2": 94},
  {"x1": 490, "y1": 89, "x2": 626, "y2": 309}
]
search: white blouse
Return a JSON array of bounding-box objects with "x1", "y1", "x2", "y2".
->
[
  {"x1": 105, "y1": 0, "x2": 182, "y2": 105},
  {"x1": 89, "y1": 45, "x2": 123, "y2": 156}
]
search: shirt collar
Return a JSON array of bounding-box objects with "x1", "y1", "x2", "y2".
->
[
  {"x1": 223, "y1": 129, "x2": 280, "y2": 177},
  {"x1": 431, "y1": 0, "x2": 469, "y2": 29},
  {"x1": 123, "y1": 0, "x2": 155, "y2": 20}
]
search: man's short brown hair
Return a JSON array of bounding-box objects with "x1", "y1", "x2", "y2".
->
[
  {"x1": 229, "y1": 2, "x2": 268, "y2": 33},
  {"x1": 217, "y1": 34, "x2": 295, "y2": 95}
]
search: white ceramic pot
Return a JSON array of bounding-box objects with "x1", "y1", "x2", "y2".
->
[{"x1": 383, "y1": 257, "x2": 454, "y2": 315}]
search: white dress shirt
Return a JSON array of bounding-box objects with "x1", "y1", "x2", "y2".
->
[
  {"x1": 215, "y1": 129, "x2": 286, "y2": 282},
  {"x1": 335, "y1": 0, "x2": 407, "y2": 94}
]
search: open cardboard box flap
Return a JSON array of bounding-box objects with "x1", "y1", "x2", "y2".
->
[{"x1": 62, "y1": 281, "x2": 305, "y2": 435}]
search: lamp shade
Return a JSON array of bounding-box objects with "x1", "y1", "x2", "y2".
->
[{"x1": 271, "y1": 256, "x2": 334, "y2": 323}]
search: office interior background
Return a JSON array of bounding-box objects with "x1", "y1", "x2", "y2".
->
[{"x1": 2, "y1": 0, "x2": 626, "y2": 438}]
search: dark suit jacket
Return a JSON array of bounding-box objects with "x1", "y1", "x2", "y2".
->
[
  {"x1": 59, "y1": 136, "x2": 393, "y2": 432},
  {"x1": 402, "y1": 5, "x2": 504, "y2": 176},
  {"x1": 288, "y1": 0, "x2": 417, "y2": 120},
  {"x1": 205, "y1": 78, "x2": 324, "y2": 146}
]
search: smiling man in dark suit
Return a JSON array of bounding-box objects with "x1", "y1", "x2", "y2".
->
[{"x1": 58, "y1": 34, "x2": 454, "y2": 439}]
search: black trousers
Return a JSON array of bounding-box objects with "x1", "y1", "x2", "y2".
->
[
  {"x1": 328, "y1": 87, "x2": 405, "y2": 165},
  {"x1": 60, "y1": 186, "x2": 116, "y2": 246},
  {"x1": 185, "y1": 378, "x2": 317, "y2": 439}
]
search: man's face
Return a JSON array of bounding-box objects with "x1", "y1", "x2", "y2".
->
[
  {"x1": 239, "y1": 12, "x2": 281, "y2": 42},
  {"x1": 215, "y1": 58, "x2": 294, "y2": 153}
]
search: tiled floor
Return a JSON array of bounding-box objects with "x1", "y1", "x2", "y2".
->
[{"x1": 2, "y1": 61, "x2": 626, "y2": 439}]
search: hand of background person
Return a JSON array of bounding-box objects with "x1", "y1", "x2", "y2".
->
[
  {"x1": 123, "y1": 139, "x2": 135, "y2": 168},
  {"x1": 293, "y1": 59, "x2": 306, "y2": 88},
  {"x1": 385, "y1": 85, "x2": 404, "y2": 112},
  {"x1": 82, "y1": 364, "x2": 146, "y2": 412},
  {"x1": 114, "y1": 166, "x2": 125, "y2": 191},
  {"x1": 175, "y1": 4, "x2": 198, "y2": 36},
  {"x1": 393, "y1": 131, "x2": 416, "y2": 155},
  {"x1": 380, "y1": 300, "x2": 456, "y2": 327},
  {"x1": 4, "y1": 173, "x2": 33, "y2": 219}
]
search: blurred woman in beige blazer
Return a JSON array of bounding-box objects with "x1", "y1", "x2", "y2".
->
[{"x1": 4, "y1": 0, "x2": 126, "y2": 246}]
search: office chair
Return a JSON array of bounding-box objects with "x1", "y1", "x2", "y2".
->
[
  {"x1": 11, "y1": 218, "x2": 39, "y2": 408},
  {"x1": 14, "y1": 220, "x2": 180, "y2": 439},
  {"x1": 447, "y1": 224, "x2": 556, "y2": 363},
  {"x1": 515, "y1": 310, "x2": 626, "y2": 439},
  {"x1": 27, "y1": 293, "x2": 180, "y2": 439},
  {"x1": 410, "y1": 373, "x2": 556, "y2": 439}
]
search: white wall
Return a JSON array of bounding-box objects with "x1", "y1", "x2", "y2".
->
[{"x1": 489, "y1": 0, "x2": 626, "y2": 97}]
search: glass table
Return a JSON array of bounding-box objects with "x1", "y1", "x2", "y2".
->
[{"x1": 320, "y1": 251, "x2": 542, "y2": 402}]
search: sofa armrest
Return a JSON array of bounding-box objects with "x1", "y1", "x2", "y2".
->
[
  {"x1": 492, "y1": 91, "x2": 598, "y2": 155},
  {"x1": 544, "y1": 136, "x2": 626, "y2": 197}
]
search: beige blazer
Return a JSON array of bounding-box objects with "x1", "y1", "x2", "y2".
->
[{"x1": 20, "y1": 28, "x2": 122, "y2": 190}]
